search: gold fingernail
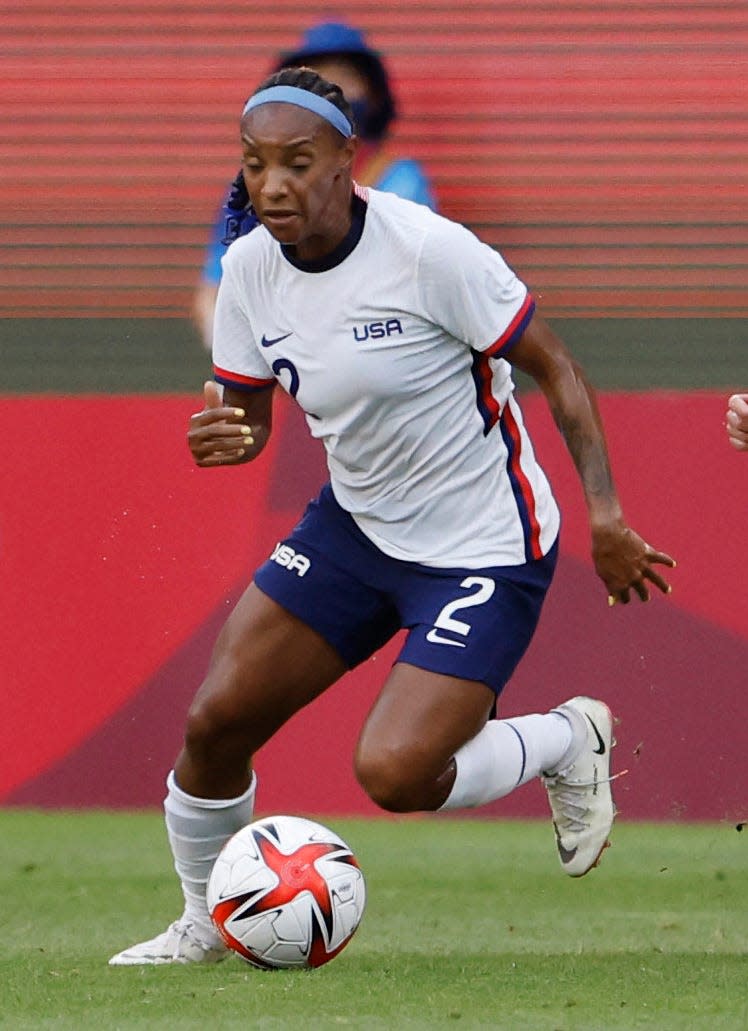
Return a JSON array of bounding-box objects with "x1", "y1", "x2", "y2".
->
[
  {"x1": 608, "y1": 595, "x2": 616, "y2": 607},
  {"x1": 240, "y1": 425, "x2": 252, "y2": 435},
  {"x1": 234, "y1": 408, "x2": 245, "y2": 417},
  {"x1": 236, "y1": 448, "x2": 245, "y2": 457}
]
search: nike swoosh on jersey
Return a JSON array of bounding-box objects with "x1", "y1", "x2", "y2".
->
[
  {"x1": 261, "y1": 332, "x2": 292, "y2": 348},
  {"x1": 425, "y1": 628, "x2": 467, "y2": 648}
]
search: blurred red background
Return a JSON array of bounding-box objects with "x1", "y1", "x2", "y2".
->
[{"x1": 2, "y1": 391, "x2": 745, "y2": 821}]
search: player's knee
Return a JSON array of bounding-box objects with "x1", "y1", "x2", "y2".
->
[
  {"x1": 184, "y1": 685, "x2": 243, "y2": 761},
  {"x1": 354, "y1": 743, "x2": 433, "y2": 813}
]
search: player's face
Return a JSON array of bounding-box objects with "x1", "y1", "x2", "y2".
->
[{"x1": 240, "y1": 104, "x2": 356, "y2": 261}]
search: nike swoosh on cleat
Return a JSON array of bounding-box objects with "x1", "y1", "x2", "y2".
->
[
  {"x1": 587, "y1": 714, "x2": 607, "y2": 755},
  {"x1": 553, "y1": 823, "x2": 578, "y2": 864},
  {"x1": 261, "y1": 332, "x2": 292, "y2": 348}
]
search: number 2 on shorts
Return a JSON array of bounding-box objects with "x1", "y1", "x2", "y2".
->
[{"x1": 426, "y1": 576, "x2": 496, "y2": 648}]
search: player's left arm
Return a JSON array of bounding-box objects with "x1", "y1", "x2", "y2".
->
[
  {"x1": 726, "y1": 393, "x2": 748, "y2": 451},
  {"x1": 508, "y1": 313, "x2": 676, "y2": 604}
]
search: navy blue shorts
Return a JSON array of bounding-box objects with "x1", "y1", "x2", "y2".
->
[{"x1": 254, "y1": 485, "x2": 557, "y2": 696}]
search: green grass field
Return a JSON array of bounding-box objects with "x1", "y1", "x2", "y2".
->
[{"x1": 1, "y1": 811, "x2": 745, "y2": 1030}]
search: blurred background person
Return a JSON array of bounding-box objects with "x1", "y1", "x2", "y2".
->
[{"x1": 192, "y1": 20, "x2": 437, "y2": 350}]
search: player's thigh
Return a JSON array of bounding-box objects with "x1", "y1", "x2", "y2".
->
[
  {"x1": 355, "y1": 662, "x2": 494, "y2": 787},
  {"x1": 395, "y1": 545, "x2": 557, "y2": 696},
  {"x1": 190, "y1": 582, "x2": 348, "y2": 750}
]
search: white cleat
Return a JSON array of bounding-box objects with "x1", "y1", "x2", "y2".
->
[
  {"x1": 542, "y1": 696, "x2": 620, "y2": 877},
  {"x1": 108, "y1": 919, "x2": 229, "y2": 966}
]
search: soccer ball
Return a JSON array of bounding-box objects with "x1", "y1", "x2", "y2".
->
[{"x1": 207, "y1": 815, "x2": 366, "y2": 969}]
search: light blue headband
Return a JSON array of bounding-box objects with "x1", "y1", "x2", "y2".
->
[{"x1": 242, "y1": 85, "x2": 353, "y2": 138}]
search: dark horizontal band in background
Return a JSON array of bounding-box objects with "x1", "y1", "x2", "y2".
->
[{"x1": 0, "y1": 317, "x2": 745, "y2": 393}]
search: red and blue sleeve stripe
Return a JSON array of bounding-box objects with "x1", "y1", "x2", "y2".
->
[
  {"x1": 470, "y1": 292, "x2": 536, "y2": 436},
  {"x1": 213, "y1": 365, "x2": 276, "y2": 393},
  {"x1": 484, "y1": 293, "x2": 535, "y2": 359}
]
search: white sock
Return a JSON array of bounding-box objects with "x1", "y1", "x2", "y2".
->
[
  {"x1": 440, "y1": 712, "x2": 573, "y2": 810},
  {"x1": 163, "y1": 770, "x2": 256, "y2": 942}
]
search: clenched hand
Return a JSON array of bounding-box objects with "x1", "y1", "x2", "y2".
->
[{"x1": 187, "y1": 381, "x2": 255, "y2": 467}]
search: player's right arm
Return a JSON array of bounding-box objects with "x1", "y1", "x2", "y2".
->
[
  {"x1": 193, "y1": 233, "x2": 277, "y2": 467},
  {"x1": 187, "y1": 379, "x2": 274, "y2": 468}
]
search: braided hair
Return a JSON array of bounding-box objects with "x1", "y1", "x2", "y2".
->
[{"x1": 252, "y1": 67, "x2": 357, "y2": 137}]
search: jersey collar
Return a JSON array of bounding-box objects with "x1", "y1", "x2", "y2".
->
[{"x1": 280, "y1": 191, "x2": 367, "y2": 273}]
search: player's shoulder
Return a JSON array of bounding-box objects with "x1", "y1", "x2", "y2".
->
[
  {"x1": 220, "y1": 223, "x2": 275, "y2": 278},
  {"x1": 367, "y1": 185, "x2": 437, "y2": 223},
  {"x1": 369, "y1": 189, "x2": 494, "y2": 283},
  {"x1": 365, "y1": 187, "x2": 470, "y2": 250}
]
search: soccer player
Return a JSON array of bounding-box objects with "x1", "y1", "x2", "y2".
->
[
  {"x1": 192, "y1": 20, "x2": 436, "y2": 350},
  {"x1": 726, "y1": 393, "x2": 748, "y2": 451},
  {"x1": 109, "y1": 68, "x2": 675, "y2": 966}
]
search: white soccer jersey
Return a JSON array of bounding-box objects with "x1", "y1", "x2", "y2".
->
[{"x1": 213, "y1": 187, "x2": 560, "y2": 568}]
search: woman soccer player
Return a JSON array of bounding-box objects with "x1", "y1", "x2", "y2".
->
[
  {"x1": 192, "y1": 19, "x2": 435, "y2": 350},
  {"x1": 110, "y1": 68, "x2": 675, "y2": 965}
]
